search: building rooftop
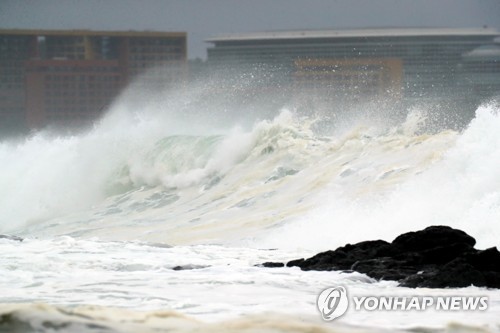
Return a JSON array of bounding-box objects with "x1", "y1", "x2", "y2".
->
[
  {"x1": 0, "y1": 29, "x2": 186, "y2": 37},
  {"x1": 463, "y1": 44, "x2": 500, "y2": 59},
  {"x1": 207, "y1": 27, "x2": 499, "y2": 43}
]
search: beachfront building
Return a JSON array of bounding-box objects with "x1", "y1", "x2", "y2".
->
[
  {"x1": 458, "y1": 39, "x2": 500, "y2": 100},
  {"x1": 0, "y1": 29, "x2": 187, "y2": 133},
  {"x1": 206, "y1": 28, "x2": 500, "y2": 115}
]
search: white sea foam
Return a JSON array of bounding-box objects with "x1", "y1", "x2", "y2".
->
[
  {"x1": 1, "y1": 80, "x2": 499, "y2": 332},
  {"x1": 256, "y1": 103, "x2": 500, "y2": 251},
  {"x1": 2, "y1": 101, "x2": 500, "y2": 250},
  {"x1": 1, "y1": 237, "x2": 500, "y2": 332}
]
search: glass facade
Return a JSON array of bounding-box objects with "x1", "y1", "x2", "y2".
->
[
  {"x1": 0, "y1": 30, "x2": 187, "y2": 132},
  {"x1": 207, "y1": 28, "x2": 500, "y2": 111}
]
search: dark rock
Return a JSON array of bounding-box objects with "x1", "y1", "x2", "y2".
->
[
  {"x1": 351, "y1": 257, "x2": 419, "y2": 281},
  {"x1": 467, "y1": 247, "x2": 500, "y2": 272},
  {"x1": 408, "y1": 258, "x2": 487, "y2": 289},
  {"x1": 260, "y1": 225, "x2": 500, "y2": 289},
  {"x1": 261, "y1": 262, "x2": 285, "y2": 268},
  {"x1": 298, "y1": 240, "x2": 392, "y2": 271},
  {"x1": 286, "y1": 258, "x2": 305, "y2": 267},
  {"x1": 172, "y1": 264, "x2": 209, "y2": 271},
  {"x1": 391, "y1": 225, "x2": 475, "y2": 252},
  {"x1": 399, "y1": 269, "x2": 438, "y2": 288},
  {"x1": 0, "y1": 235, "x2": 23, "y2": 242},
  {"x1": 482, "y1": 271, "x2": 500, "y2": 288},
  {"x1": 419, "y1": 242, "x2": 475, "y2": 265}
]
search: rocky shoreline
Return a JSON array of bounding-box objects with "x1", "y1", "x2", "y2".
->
[
  {"x1": 4, "y1": 226, "x2": 500, "y2": 288},
  {"x1": 263, "y1": 225, "x2": 500, "y2": 288}
]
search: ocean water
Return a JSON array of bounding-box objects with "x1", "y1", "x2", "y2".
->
[{"x1": 1, "y1": 82, "x2": 500, "y2": 332}]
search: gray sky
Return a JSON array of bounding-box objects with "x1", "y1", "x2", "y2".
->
[{"x1": 0, "y1": 0, "x2": 499, "y2": 59}]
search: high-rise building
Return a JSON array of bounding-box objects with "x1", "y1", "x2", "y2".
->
[{"x1": 0, "y1": 30, "x2": 187, "y2": 133}]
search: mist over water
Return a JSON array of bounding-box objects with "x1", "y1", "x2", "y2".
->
[
  {"x1": 0, "y1": 71, "x2": 252, "y2": 229},
  {"x1": 0, "y1": 69, "x2": 498, "y2": 249},
  {"x1": 259, "y1": 102, "x2": 500, "y2": 251},
  {"x1": 1, "y1": 69, "x2": 500, "y2": 332}
]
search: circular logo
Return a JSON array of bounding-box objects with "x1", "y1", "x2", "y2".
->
[{"x1": 317, "y1": 286, "x2": 349, "y2": 321}]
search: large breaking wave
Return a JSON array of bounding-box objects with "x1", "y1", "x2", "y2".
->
[{"x1": 0, "y1": 81, "x2": 499, "y2": 252}]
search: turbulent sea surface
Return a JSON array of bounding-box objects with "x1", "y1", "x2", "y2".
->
[{"x1": 1, "y1": 84, "x2": 500, "y2": 332}]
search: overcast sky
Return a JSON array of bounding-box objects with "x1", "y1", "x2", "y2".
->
[{"x1": 0, "y1": 0, "x2": 499, "y2": 59}]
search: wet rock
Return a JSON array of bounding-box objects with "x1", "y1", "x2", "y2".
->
[
  {"x1": 261, "y1": 225, "x2": 500, "y2": 289},
  {"x1": 172, "y1": 264, "x2": 209, "y2": 271},
  {"x1": 401, "y1": 257, "x2": 487, "y2": 288},
  {"x1": 295, "y1": 240, "x2": 394, "y2": 271},
  {"x1": 468, "y1": 247, "x2": 500, "y2": 272},
  {"x1": 261, "y1": 262, "x2": 285, "y2": 268},
  {"x1": 391, "y1": 225, "x2": 476, "y2": 252},
  {"x1": 351, "y1": 257, "x2": 419, "y2": 281},
  {"x1": 286, "y1": 258, "x2": 305, "y2": 267}
]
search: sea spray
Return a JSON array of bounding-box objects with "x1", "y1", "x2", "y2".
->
[
  {"x1": 2, "y1": 93, "x2": 500, "y2": 333},
  {"x1": 0, "y1": 71, "x2": 268, "y2": 233},
  {"x1": 256, "y1": 102, "x2": 500, "y2": 252},
  {"x1": 1, "y1": 78, "x2": 499, "y2": 251}
]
